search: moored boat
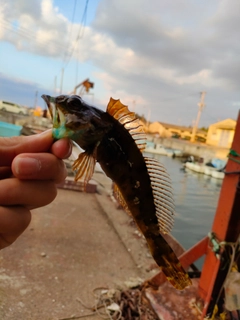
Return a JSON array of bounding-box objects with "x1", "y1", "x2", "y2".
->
[
  {"x1": 145, "y1": 142, "x2": 183, "y2": 157},
  {"x1": 0, "y1": 121, "x2": 22, "y2": 137},
  {"x1": 184, "y1": 158, "x2": 226, "y2": 179}
]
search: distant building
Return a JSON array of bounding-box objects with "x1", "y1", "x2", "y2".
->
[
  {"x1": 206, "y1": 118, "x2": 236, "y2": 148},
  {"x1": 148, "y1": 121, "x2": 207, "y2": 142},
  {"x1": 148, "y1": 122, "x2": 168, "y2": 137}
]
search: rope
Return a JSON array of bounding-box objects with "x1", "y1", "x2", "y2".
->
[
  {"x1": 228, "y1": 149, "x2": 240, "y2": 165},
  {"x1": 208, "y1": 232, "x2": 239, "y2": 258},
  {"x1": 208, "y1": 232, "x2": 226, "y2": 259},
  {"x1": 224, "y1": 148, "x2": 240, "y2": 173},
  {"x1": 229, "y1": 150, "x2": 240, "y2": 157},
  {"x1": 206, "y1": 233, "x2": 240, "y2": 319}
]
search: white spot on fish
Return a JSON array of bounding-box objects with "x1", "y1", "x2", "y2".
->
[
  {"x1": 135, "y1": 181, "x2": 140, "y2": 188},
  {"x1": 133, "y1": 197, "x2": 140, "y2": 205},
  {"x1": 128, "y1": 161, "x2": 133, "y2": 167}
]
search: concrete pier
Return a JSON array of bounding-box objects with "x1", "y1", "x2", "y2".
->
[{"x1": 151, "y1": 137, "x2": 229, "y2": 161}]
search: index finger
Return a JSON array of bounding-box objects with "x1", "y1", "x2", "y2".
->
[{"x1": 0, "y1": 130, "x2": 53, "y2": 166}]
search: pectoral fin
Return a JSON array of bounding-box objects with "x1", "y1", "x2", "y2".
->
[{"x1": 72, "y1": 151, "x2": 96, "y2": 189}]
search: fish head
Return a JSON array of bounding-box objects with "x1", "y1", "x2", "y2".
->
[{"x1": 42, "y1": 94, "x2": 108, "y2": 147}]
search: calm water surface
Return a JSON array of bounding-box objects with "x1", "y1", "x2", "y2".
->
[{"x1": 145, "y1": 153, "x2": 223, "y2": 251}]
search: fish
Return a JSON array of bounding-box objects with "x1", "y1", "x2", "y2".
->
[{"x1": 42, "y1": 94, "x2": 192, "y2": 290}]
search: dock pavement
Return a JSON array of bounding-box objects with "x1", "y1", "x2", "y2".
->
[{"x1": 0, "y1": 170, "x2": 157, "y2": 320}]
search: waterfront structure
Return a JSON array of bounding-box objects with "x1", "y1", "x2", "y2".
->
[
  {"x1": 206, "y1": 118, "x2": 236, "y2": 148},
  {"x1": 144, "y1": 111, "x2": 240, "y2": 319}
]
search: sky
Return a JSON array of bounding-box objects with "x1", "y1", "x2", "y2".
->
[{"x1": 0, "y1": 0, "x2": 240, "y2": 127}]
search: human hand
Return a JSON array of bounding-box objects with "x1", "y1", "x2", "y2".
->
[{"x1": 0, "y1": 130, "x2": 72, "y2": 249}]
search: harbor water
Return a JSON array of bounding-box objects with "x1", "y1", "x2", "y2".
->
[{"x1": 145, "y1": 153, "x2": 223, "y2": 253}]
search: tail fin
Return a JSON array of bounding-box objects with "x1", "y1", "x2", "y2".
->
[
  {"x1": 148, "y1": 234, "x2": 192, "y2": 290},
  {"x1": 161, "y1": 253, "x2": 192, "y2": 290}
]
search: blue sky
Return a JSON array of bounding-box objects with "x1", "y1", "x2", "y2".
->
[
  {"x1": 0, "y1": 0, "x2": 101, "y2": 108},
  {"x1": 0, "y1": 0, "x2": 240, "y2": 127}
]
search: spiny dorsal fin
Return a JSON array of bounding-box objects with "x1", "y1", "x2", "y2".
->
[
  {"x1": 144, "y1": 157, "x2": 175, "y2": 234},
  {"x1": 112, "y1": 183, "x2": 131, "y2": 215},
  {"x1": 107, "y1": 98, "x2": 146, "y2": 152},
  {"x1": 72, "y1": 151, "x2": 96, "y2": 190}
]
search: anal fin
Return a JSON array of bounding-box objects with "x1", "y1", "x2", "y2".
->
[{"x1": 112, "y1": 183, "x2": 131, "y2": 215}]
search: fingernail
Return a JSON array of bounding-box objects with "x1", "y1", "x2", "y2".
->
[
  {"x1": 60, "y1": 138, "x2": 72, "y2": 159},
  {"x1": 15, "y1": 157, "x2": 41, "y2": 175},
  {"x1": 65, "y1": 139, "x2": 72, "y2": 158}
]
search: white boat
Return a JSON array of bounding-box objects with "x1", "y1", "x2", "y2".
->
[
  {"x1": 145, "y1": 146, "x2": 173, "y2": 156},
  {"x1": 185, "y1": 161, "x2": 225, "y2": 179},
  {"x1": 185, "y1": 162, "x2": 205, "y2": 173},
  {"x1": 145, "y1": 143, "x2": 183, "y2": 157},
  {"x1": 211, "y1": 170, "x2": 225, "y2": 179},
  {"x1": 203, "y1": 166, "x2": 216, "y2": 176}
]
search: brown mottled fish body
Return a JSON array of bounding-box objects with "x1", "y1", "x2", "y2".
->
[
  {"x1": 97, "y1": 114, "x2": 189, "y2": 289},
  {"x1": 42, "y1": 94, "x2": 191, "y2": 290}
]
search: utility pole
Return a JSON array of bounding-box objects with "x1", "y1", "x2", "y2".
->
[
  {"x1": 34, "y1": 90, "x2": 38, "y2": 109},
  {"x1": 60, "y1": 68, "x2": 64, "y2": 94},
  {"x1": 191, "y1": 91, "x2": 206, "y2": 142},
  {"x1": 54, "y1": 76, "x2": 57, "y2": 94}
]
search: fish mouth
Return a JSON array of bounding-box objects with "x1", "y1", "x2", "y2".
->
[{"x1": 41, "y1": 94, "x2": 66, "y2": 128}]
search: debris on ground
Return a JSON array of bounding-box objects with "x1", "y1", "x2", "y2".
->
[{"x1": 59, "y1": 285, "x2": 158, "y2": 320}]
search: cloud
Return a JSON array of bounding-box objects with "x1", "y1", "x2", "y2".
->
[
  {"x1": 90, "y1": 0, "x2": 240, "y2": 124},
  {"x1": 0, "y1": 0, "x2": 240, "y2": 126},
  {"x1": 92, "y1": 0, "x2": 240, "y2": 85},
  {"x1": 0, "y1": 0, "x2": 69, "y2": 57}
]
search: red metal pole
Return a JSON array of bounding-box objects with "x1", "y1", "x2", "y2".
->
[
  {"x1": 198, "y1": 111, "x2": 240, "y2": 317},
  {"x1": 179, "y1": 236, "x2": 208, "y2": 269}
]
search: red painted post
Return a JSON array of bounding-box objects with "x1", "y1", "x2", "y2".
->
[
  {"x1": 198, "y1": 111, "x2": 240, "y2": 317},
  {"x1": 179, "y1": 236, "x2": 208, "y2": 269}
]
